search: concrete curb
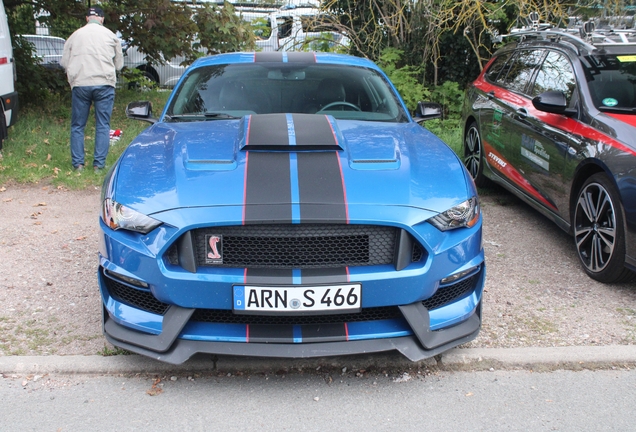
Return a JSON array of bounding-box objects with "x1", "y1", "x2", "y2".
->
[{"x1": 2, "y1": 346, "x2": 636, "y2": 376}]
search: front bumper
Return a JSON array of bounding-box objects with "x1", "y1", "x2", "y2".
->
[
  {"x1": 103, "y1": 301, "x2": 482, "y2": 364},
  {"x1": 100, "y1": 264, "x2": 485, "y2": 364}
]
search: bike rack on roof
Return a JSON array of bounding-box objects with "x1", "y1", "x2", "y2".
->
[{"x1": 495, "y1": 12, "x2": 636, "y2": 54}]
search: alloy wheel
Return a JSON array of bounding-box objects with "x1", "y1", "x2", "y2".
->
[
  {"x1": 574, "y1": 181, "x2": 616, "y2": 273},
  {"x1": 464, "y1": 125, "x2": 482, "y2": 181}
]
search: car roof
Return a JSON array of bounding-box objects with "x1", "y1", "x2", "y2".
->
[
  {"x1": 191, "y1": 52, "x2": 380, "y2": 70},
  {"x1": 495, "y1": 22, "x2": 636, "y2": 57}
]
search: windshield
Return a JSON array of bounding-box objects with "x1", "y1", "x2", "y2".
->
[
  {"x1": 584, "y1": 53, "x2": 636, "y2": 112},
  {"x1": 166, "y1": 63, "x2": 408, "y2": 122}
]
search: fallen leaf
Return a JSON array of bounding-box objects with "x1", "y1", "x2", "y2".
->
[
  {"x1": 76, "y1": 236, "x2": 87, "y2": 241},
  {"x1": 465, "y1": 392, "x2": 474, "y2": 397},
  {"x1": 146, "y1": 387, "x2": 163, "y2": 396},
  {"x1": 0, "y1": 187, "x2": 5, "y2": 192},
  {"x1": 146, "y1": 377, "x2": 163, "y2": 396},
  {"x1": 44, "y1": 139, "x2": 50, "y2": 145},
  {"x1": 34, "y1": 202, "x2": 47, "y2": 207},
  {"x1": 2, "y1": 198, "x2": 12, "y2": 202}
]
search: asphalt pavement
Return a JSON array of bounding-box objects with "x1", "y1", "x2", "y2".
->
[{"x1": 2, "y1": 345, "x2": 636, "y2": 376}]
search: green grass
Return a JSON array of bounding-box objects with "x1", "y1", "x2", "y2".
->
[
  {"x1": 424, "y1": 118, "x2": 463, "y2": 154},
  {"x1": 98, "y1": 344, "x2": 132, "y2": 356},
  {"x1": 0, "y1": 89, "x2": 171, "y2": 189}
]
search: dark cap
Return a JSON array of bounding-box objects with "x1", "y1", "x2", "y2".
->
[{"x1": 87, "y1": 6, "x2": 104, "y2": 17}]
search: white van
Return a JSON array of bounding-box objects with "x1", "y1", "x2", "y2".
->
[
  {"x1": 0, "y1": 0, "x2": 18, "y2": 151},
  {"x1": 248, "y1": 6, "x2": 348, "y2": 52}
]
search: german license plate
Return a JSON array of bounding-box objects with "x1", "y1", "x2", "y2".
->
[{"x1": 233, "y1": 284, "x2": 361, "y2": 314}]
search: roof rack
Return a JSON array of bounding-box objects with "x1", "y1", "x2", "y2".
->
[{"x1": 496, "y1": 12, "x2": 636, "y2": 53}]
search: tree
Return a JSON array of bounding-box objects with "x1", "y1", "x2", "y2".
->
[
  {"x1": 5, "y1": 0, "x2": 256, "y2": 102},
  {"x1": 321, "y1": 0, "x2": 577, "y2": 86}
]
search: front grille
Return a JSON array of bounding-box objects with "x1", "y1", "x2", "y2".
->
[
  {"x1": 189, "y1": 224, "x2": 400, "y2": 268},
  {"x1": 104, "y1": 276, "x2": 170, "y2": 315},
  {"x1": 191, "y1": 306, "x2": 403, "y2": 325}
]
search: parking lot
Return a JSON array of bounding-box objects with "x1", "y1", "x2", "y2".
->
[{"x1": 0, "y1": 183, "x2": 635, "y2": 357}]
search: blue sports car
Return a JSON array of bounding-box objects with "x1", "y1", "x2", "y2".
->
[{"x1": 99, "y1": 52, "x2": 485, "y2": 364}]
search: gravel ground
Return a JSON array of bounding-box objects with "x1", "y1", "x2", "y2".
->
[{"x1": 0, "y1": 183, "x2": 635, "y2": 357}]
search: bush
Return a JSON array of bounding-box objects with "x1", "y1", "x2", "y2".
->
[{"x1": 12, "y1": 36, "x2": 70, "y2": 105}]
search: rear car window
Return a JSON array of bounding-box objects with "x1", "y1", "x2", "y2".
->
[{"x1": 500, "y1": 49, "x2": 545, "y2": 94}]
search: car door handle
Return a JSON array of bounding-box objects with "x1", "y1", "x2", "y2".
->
[{"x1": 515, "y1": 108, "x2": 528, "y2": 119}]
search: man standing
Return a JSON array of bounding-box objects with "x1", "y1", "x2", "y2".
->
[{"x1": 61, "y1": 6, "x2": 123, "y2": 172}]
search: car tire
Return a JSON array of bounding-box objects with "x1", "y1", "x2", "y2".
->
[
  {"x1": 0, "y1": 107, "x2": 7, "y2": 152},
  {"x1": 573, "y1": 173, "x2": 635, "y2": 283},
  {"x1": 463, "y1": 121, "x2": 489, "y2": 187},
  {"x1": 128, "y1": 67, "x2": 159, "y2": 90}
]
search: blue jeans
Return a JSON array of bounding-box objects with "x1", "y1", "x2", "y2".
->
[{"x1": 71, "y1": 86, "x2": 115, "y2": 169}]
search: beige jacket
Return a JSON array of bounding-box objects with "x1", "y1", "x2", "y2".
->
[{"x1": 61, "y1": 22, "x2": 123, "y2": 88}]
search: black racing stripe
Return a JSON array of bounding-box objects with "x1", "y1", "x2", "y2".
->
[
  {"x1": 245, "y1": 268, "x2": 294, "y2": 285},
  {"x1": 301, "y1": 323, "x2": 346, "y2": 342},
  {"x1": 297, "y1": 152, "x2": 347, "y2": 222},
  {"x1": 292, "y1": 114, "x2": 340, "y2": 149},
  {"x1": 255, "y1": 52, "x2": 283, "y2": 62},
  {"x1": 301, "y1": 268, "x2": 348, "y2": 284},
  {"x1": 249, "y1": 325, "x2": 293, "y2": 343},
  {"x1": 247, "y1": 114, "x2": 289, "y2": 147},
  {"x1": 287, "y1": 52, "x2": 316, "y2": 63},
  {"x1": 244, "y1": 152, "x2": 292, "y2": 223}
]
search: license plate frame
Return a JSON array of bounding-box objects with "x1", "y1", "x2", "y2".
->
[{"x1": 233, "y1": 284, "x2": 362, "y2": 315}]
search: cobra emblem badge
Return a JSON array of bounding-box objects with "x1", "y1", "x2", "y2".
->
[{"x1": 206, "y1": 235, "x2": 223, "y2": 264}]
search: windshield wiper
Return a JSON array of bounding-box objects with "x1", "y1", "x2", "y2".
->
[
  {"x1": 164, "y1": 113, "x2": 241, "y2": 122},
  {"x1": 203, "y1": 112, "x2": 241, "y2": 119},
  {"x1": 598, "y1": 106, "x2": 636, "y2": 114}
]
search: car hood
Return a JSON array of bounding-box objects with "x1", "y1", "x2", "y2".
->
[{"x1": 113, "y1": 114, "x2": 470, "y2": 218}]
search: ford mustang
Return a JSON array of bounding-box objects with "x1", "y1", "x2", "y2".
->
[{"x1": 99, "y1": 52, "x2": 484, "y2": 363}]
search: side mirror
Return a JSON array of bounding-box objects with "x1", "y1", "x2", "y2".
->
[
  {"x1": 532, "y1": 91, "x2": 577, "y2": 116},
  {"x1": 126, "y1": 101, "x2": 157, "y2": 123},
  {"x1": 413, "y1": 102, "x2": 443, "y2": 123}
]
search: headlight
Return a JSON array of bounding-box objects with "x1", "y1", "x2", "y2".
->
[
  {"x1": 428, "y1": 197, "x2": 480, "y2": 231},
  {"x1": 101, "y1": 198, "x2": 162, "y2": 234}
]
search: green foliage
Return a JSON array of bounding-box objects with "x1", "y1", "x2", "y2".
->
[
  {"x1": 378, "y1": 48, "x2": 428, "y2": 111},
  {"x1": 11, "y1": 36, "x2": 69, "y2": 103},
  {"x1": 194, "y1": 2, "x2": 256, "y2": 55},
  {"x1": 4, "y1": 0, "x2": 257, "y2": 105},
  {"x1": 300, "y1": 33, "x2": 348, "y2": 53},
  {"x1": 120, "y1": 67, "x2": 158, "y2": 90},
  {"x1": 430, "y1": 81, "x2": 465, "y2": 120},
  {"x1": 250, "y1": 17, "x2": 272, "y2": 40},
  {"x1": 428, "y1": 32, "x2": 484, "y2": 88},
  {"x1": 423, "y1": 118, "x2": 463, "y2": 155}
]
